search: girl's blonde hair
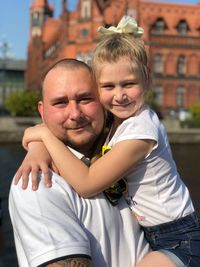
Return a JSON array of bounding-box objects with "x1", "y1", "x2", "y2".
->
[{"x1": 91, "y1": 33, "x2": 152, "y2": 97}]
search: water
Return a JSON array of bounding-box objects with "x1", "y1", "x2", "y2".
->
[
  {"x1": 0, "y1": 144, "x2": 25, "y2": 267},
  {"x1": 0, "y1": 143, "x2": 200, "y2": 267}
]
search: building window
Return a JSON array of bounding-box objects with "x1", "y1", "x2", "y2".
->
[
  {"x1": 177, "y1": 55, "x2": 186, "y2": 75},
  {"x1": 176, "y1": 20, "x2": 188, "y2": 35},
  {"x1": 44, "y1": 42, "x2": 59, "y2": 58},
  {"x1": 81, "y1": 28, "x2": 89, "y2": 37},
  {"x1": 153, "y1": 85, "x2": 163, "y2": 105},
  {"x1": 153, "y1": 54, "x2": 164, "y2": 74},
  {"x1": 77, "y1": 52, "x2": 84, "y2": 62},
  {"x1": 81, "y1": 0, "x2": 91, "y2": 19},
  {"x1": 151, "y1": 18, "x2": 166, "y2": 34},
  {"x1": 76, "y1": 51, "x2": 92, "y2": 64},
  {"x1": 176, "y1": 86, "x2": 185, "y2": 107},
  {"x1": 32, "y1": 13, "x2": 39, "y2": 27}
]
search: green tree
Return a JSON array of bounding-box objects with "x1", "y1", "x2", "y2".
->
[
  {"x1": 5, "y1": 90, "x2": 41, "y2": 117},
  {"x1": 181, "y1": 103, "x2": 200, "y2": 128},
  {"x1": 190, "y1": 103, "x2": 200, "y2": 120}
]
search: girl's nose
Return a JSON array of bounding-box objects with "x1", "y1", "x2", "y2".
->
[{"x1": 114, "y1": 88, "x2": 127, "y2": 102}]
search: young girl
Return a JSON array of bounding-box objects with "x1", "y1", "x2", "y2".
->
[{"x1": 17, "y1": 16, "x2": 200, "y2": 266}]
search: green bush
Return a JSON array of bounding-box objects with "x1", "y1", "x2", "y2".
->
[
  {"x1": 5, "y1": 90, "x2": 41, "y2": 117},
  {"x1": 181, "y1": 103, "x2": 200, "y2": 128},
  {"x1": 190, "y1": 103, "x2": 200, "y2": 120}
]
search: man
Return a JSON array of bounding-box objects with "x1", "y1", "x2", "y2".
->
[
  {"x1": 0, "y1": 198, "x2": 5, "y2": 267},
  {"x1": 9, "y1": 59, "x2": 150, "y2": 267}
]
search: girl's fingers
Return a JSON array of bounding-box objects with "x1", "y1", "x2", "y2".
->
[
  {"x1": 14, "y1": 166, "x2": 23, "y2": 185},
  {"x1": 31, "y1": 166, "x2": 40, "y2": 191},
  {"x1": 21, "y1": 169, "x2": 31, "y2": 190},
  {"x1": 41, "y1": 164, "x2": 52, "y2": 188}
]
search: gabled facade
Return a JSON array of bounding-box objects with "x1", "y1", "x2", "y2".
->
[{"x1": 26, "y1": 0, "x2": 200, "y2": 113}]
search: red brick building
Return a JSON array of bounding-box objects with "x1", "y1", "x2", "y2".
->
[{"x1": 26, "y1": 0, "x2": 200, "y2": 113}]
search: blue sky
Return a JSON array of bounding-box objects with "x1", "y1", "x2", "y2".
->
[{"x1": 0, "y1": 0, "x2": 198, "y2": 60}]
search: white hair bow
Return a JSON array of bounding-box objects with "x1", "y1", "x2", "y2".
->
[{"x1": 98, "y1": 16, "x2": 144, "y2": 37}]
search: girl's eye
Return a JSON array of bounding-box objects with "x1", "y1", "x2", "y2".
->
[
  {"x1": 101, "y1": 85, "x2": 114, "y2": 90},
  {"x1": 124, "y1": 82, "x2": 137, "y2": 88}
]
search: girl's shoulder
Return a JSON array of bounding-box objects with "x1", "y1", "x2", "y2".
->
[{"x1": 113, "y1": 107, "x2": 159, "y2": 142}]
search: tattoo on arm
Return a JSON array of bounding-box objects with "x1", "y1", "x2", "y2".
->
[{"x1": 46, "y1": 257, "x2": 92, "y2": 267}]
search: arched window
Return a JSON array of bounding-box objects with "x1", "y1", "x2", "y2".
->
[
  {"x1": 32, "y1": 13, "x2": 39, "y2": 27},
  {"x1": 177, "y1": 55, "x2": 186, "y2": 75},
  {"x1": 153, "y1": 85, "x2": 163, "y2": 105},
  {"x1": 151, "y1": 18, "x2": 166, "y2": 34},
  {"x1": 153, "y1": 54, "x2": 164, "y2": 74},
  {"x1": 176, "y1": 86, "x2": 185, "y2": 107},
  {"x1": 176, "y1": 20, "x2": 188, "y2": 35}
]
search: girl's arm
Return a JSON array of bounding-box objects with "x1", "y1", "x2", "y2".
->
[
  {"x1": 23, "y1": 125, "x2": 155, "y2": 197},
  {"x1": 15, "y1": 141, "x2": 59, "y2": 190}
]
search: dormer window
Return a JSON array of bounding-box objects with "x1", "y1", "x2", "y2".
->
[
  {"x1": 176, "y1": 20, "x2": 189, "y2": 35},
  {"x1": 151, "y1": 18, "x2": 166, "y2": 34}
]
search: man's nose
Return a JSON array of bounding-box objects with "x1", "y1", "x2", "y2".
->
[{"x1": 68, "y1": 102, "x2": 82, "y2": 120}]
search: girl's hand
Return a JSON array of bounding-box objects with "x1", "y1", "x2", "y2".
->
[
  {"x1": 14, "y1": 142, "x2": 59, "y2": 190},
  {"x1": 22, "y1": 124, "x2": 49, "y2": 150}
]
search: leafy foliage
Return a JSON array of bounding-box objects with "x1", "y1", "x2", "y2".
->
[
  {"x1": 190, "y1": 103, "x2": 200, "y2": 120},
  {"x1": 181, "y1": 103, "x2": 200, "y2": 128},
  {"x1": 5, "y1": 90, "x2": 41, "y2": 117}
]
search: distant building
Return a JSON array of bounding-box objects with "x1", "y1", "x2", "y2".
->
[
  {"x1": 27, "y1": 0, "x2": 200, "y2": 114},
  {"x1": 0, "y1": 59, "x2": 26, "y2": 108}
]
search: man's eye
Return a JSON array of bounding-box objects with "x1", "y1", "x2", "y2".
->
[{"x1": 53, "y1": 101, "x2": 67, "y2": 106}]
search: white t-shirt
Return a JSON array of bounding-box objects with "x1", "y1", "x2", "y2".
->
[
  {"x1": 9, "y1": 149, "x2": 150, "y2": 267},
  {"x1": 106, "y1": 106, "x2": 194, "y2": 227}
]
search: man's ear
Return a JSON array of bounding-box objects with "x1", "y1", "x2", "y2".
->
[{"x1": 38, "y1": 101, "x2": 44, "y2": 121}]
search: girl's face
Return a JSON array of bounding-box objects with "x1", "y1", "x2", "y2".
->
[{"x1": 97, "y1": 58, "x2": 145, "y2": 122}]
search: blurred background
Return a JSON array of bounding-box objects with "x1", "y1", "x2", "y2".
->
[{"x1": 0, "y1": 0, "x2": 200, "y2": 266}]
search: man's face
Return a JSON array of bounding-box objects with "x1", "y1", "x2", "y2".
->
[{"x1": 38, "y1": 67, "x2": 104, "y2": 154}]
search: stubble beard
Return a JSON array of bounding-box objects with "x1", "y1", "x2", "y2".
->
[{"x1": 60, "y1": 132, "x2": 99, "y2": 156}]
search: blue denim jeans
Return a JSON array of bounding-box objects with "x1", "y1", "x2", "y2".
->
[{"x1": 142, "y1": 211, "x2": 200, "y2": 266}]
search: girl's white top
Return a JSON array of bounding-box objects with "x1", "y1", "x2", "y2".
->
[{"x1": 106, "y1": 106, "x2": 194, "y2": 227}]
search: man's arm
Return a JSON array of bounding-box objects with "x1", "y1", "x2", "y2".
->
[
  {"x1": 0, "y1": 199, "x2": 4, "y2": 257},
  {"x1": 46, "y1": 257, "x2": 92, "y2": 266}
]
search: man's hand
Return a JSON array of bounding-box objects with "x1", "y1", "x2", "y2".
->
[{"x1": 14, "y1": 142, "x2": 59, "y2": 190}]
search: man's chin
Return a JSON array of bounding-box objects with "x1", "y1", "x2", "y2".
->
[{"x1": 63, "y1": 135, "x2": 95, "y2": 151}]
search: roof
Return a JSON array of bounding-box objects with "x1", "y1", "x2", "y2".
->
[
  {"x1": 0, "y1": 59, "x2": 26, "y2": 71},
  {"x1": 42, "y1": 18, "x2": 62, "y2": 49},
  {"x1": 31, "y1": 0, "x2": 53, "y2": 12}
]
